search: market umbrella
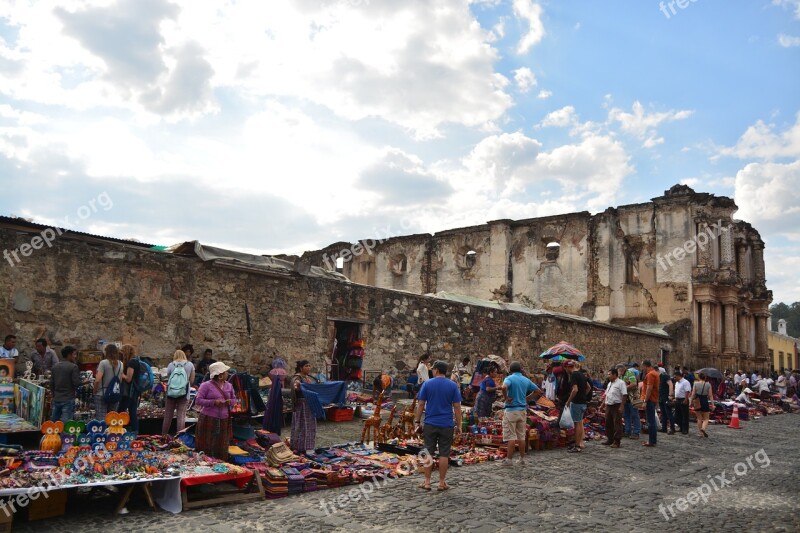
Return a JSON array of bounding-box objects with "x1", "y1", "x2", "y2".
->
[
  {"x1": 482, "y1": 355, "x2": 508, "y2": 373},
  {"x1": 696, "y1": 368, "x2": 724, "y2": 380},
  {"x1": 539, "y1": 341, "x2": 586, "y2": 361}
]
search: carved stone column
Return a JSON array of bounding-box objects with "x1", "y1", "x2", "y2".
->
[
  {"x1": 696, "y1": 220, "x2": 712, "y2": 268},
  {"x1": 736, "y1": 241, "x2": 749, "y2": 282},
  {"x1": 720, "y1": 223, "x2": 733, "y2": 267},
  {"x1": 755, "y1": 314, "x2": 768, "y2": 360},
  {"x1": 700, "y1": 301, "x2": 714, "y2": 352},
  {"x1": 723, "y1": 303, "x2": 737, "y2": 353},
  {"x1": 738, "y1": 311, "x2": 748, "y2": 355},
  {"x1": 752, "y1": 241, "x2": 766, "y2": 284}
]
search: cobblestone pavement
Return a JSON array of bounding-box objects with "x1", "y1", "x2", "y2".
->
[{"x1": 14, "y1": 413, "x2": 800, "y2": 532}]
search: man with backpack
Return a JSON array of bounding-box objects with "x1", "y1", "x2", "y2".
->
[{"x1": 162, "y1": 349, "x2": 195, "y2": 435}]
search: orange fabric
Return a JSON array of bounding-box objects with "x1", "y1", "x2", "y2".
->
[
  {"x1": 643, "y1": 369, "x2": 660, "y2": 402},
  {"x1": 381, "y1": 375, "x2": 391, "y2": 389}
]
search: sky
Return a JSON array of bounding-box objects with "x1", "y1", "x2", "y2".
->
[{"x1": 0, "y1": 0, "x2": 798, "y2": 303}]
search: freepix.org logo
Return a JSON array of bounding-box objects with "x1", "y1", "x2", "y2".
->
[
  {"x1": 659, "y1": 448, "x2": 771, "y2": 521},
  {"x1": 655, "y1": 219, "x2": 729, "y2": 272},
  {"x1": 3, "y1": 192, "x2": 113, "y2": 267}
]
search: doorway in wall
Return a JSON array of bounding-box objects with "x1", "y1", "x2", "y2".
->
[{"x1": 330, "y1": 321, "x2": 364, "y2": 382}]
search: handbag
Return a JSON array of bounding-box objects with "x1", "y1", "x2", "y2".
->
[{"x1": 691, "y1": 397, "x2": 701, "y2": 410}]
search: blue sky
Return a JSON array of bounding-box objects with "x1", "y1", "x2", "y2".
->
[{"x1": 0, "y1": 0, "x2": 798, "y2": 303}]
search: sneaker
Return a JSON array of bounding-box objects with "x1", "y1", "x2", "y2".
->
[
  {"x1": 630, "y1": 434, "x2": 640, "y2": 440},
  {"x1": 623, "y1": 433, "x2": 630, "y2": 438},
  {"x1": 667, "y1": 429, "x2": 675, "y2": 435},
  {"x1": 601, "y1": 441, "x2": 612, "y2": 446},
  {"x1": 610, "y1": 443, "x2": 620, "y2": 448},
  {"x1": 501, "y1": 459, "x2": 513, "y2": 467},
  {"x1": 517, "y1": 459, "x2": 526, "y2": 466}
]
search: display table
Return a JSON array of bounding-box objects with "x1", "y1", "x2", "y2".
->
[{"x1": 180, "y1": 469, "x2": 263, "y2": 511}]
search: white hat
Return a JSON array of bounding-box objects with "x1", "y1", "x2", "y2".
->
[{"x1": 209, "y1": 361, "x2": 231, "y2": 378}]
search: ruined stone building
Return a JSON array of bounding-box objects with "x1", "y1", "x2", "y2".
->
[
  {"x1": 1, "y1": 216, "x2": 674, "y2": 378},
  {"x1": 306, "y1": 185, "x2": 772, "y2": 372}
]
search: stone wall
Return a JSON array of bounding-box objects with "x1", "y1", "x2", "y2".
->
[{"x1": 0, "y1": 225, "x2": 673, "y2": 376}]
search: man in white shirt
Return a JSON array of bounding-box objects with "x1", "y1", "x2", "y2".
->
[
  {"x1": 0, "y1": 335, "x2": 18, "y2": 360},
  {"x1": 673, "y1": 371, "x2": 692, "y2": 435},
  {"x1": 602, "y1": 367, "x2": 627, "y2": 448},
  {"x1": 733, "y1": 371, "x2": 742, "y2": 390}
]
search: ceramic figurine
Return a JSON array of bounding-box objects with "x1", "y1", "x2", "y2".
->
[
  {"x1": 40, "y1": 421, "x2": 64, "y2": 452},
  {"x1": 64, "y1": 420, "x2": 86, "y2": 438},
  {"x1": 91, "y1": 433, "x2": 107, "y2": 451},
  {"x1": 105, "y1": 411, "x2": 129, "y2": 434},
  {"x1": 106, "y1": 433, "x2": 122, "y2": 451},
  {"x1": 86, "y1": 419, "x2": 107, "y2": 435},
  {"x1": 61, "y1": 434, "x2": 76, "y2": 452}
]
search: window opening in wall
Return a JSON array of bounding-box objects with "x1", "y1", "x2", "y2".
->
[
  {"x1": 390, "y1": 254, "x2": 407, "y2": 275},
  {"x1": 336, "y1": 257, "x2": 344, "y2": 271},
  {"x1": 545, "y1": 242, "x2": 560, "y2": 261},
  {"x1": 465, "y1": 250, "x2": 476, "y2": 268},
  {"x1": 625, "y1": 255, "x2": 637, "y2": 284}
]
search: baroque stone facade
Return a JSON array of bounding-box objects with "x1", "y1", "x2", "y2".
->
[
  {"x1": 306, "y1": 185, "x2": 772, "y2": 372},
  {"x1": 0, "y1": 219, "x2": 673, "y2": 377}
]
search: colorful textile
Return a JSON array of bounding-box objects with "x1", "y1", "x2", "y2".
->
[
  {"x1": 196, "y1": 413, "x2": 232, "y2": 461},
  {"x1": 290, "y1": 399, "x2": 317, "y2": 452}
]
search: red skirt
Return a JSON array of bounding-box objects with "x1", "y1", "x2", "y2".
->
[{"x1": 196, "y1": 414, "x2": 232, "y2": 461}]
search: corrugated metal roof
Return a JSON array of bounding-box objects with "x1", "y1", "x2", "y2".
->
[{"x1": 0, "y1": 215, "x2": 157, "y2": 249}]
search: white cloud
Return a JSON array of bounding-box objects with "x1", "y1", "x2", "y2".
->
[
  {"x1": 513, "y1": 0, "x2": 545, "y2": 54},
  {"x1": 718, "y1": 113, "x2": 800, "y2": 161},
  {"x1": 608, "y1": 101, "x2": 693, "y2": 148},
  {"x1": 513, "y1": 67, "x2": 537, "y2": 93},
  {"x1": 537, "y1": 89, "x2": 552, "y2": 99},
  {"x1": 538, "y1": 106, "x2": 577, "y2": 128},
  {"x1": 778, "y1": 33, "x2": 800, "y2": 47},
  {"x1": 764, "y1": 251, "x2": 800, "y2": 304},
  {"x1": 734, "y1": 160, "x2": 800, "y2": 229},
  {"x1": 460, "y1": 129, "x2": 633, "y2": 211},
  {"x1": 773, "y1": 0, "x2": 800, "y2": 19},
  {"x1": 1, "y1": 0, "x2": 514, "y2": 136}
]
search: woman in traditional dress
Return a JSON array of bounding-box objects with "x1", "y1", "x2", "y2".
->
[
  {"x1": 473, "y1": 365, "x2": 500, "y2": 419},
  {"x1": 194, "y1": 362, "x2": 235, "y2": 460},
  {"x1": 290, "y1": 360, "x2": 317, "y2": 452}
]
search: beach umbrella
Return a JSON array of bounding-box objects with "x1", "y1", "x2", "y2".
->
[
  {"x1": 539, "y1": 341, "x2": 586, "y2": 361},
  {"x1": 697, "y1": 368, "x2": 724, "y2": 380}
]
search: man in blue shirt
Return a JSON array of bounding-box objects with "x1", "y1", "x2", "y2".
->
[
  {"x1": 501, "y1": 362, "x2": 541, "y2": 466},
  {"x1": 415, "y1": 360, "x2": 462, "y2": 491}
]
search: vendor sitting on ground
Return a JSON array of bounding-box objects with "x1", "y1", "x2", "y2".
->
[{"x1": 405, "y1": 369, "x2": 418, "y2": 398}]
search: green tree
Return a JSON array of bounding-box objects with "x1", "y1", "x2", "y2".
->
[{"x1": 769, "y1": 302, "x2": 800, "y2": 338}]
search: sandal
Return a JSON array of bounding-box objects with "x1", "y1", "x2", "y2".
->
[
  {"x1": 701, "y1": 429, "x2": 708, "y2": 438},
  {"x1": 437, "y1": 483, "x2": 450, "y2": 491},
  {"x1": 567, "y1": 447, "x2": 582, "y2": 453},
  {"x1": 418, "y1": 482, "x2": 431, "y2": 491}
]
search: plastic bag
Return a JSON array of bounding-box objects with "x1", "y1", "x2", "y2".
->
[{"x1": 559, "y1": 406, "x2": 575, "y2": 429}]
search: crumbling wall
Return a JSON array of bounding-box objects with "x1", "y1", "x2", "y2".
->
[{"x1": 0, "y1": 227, "x2": 672, "y2": 377}]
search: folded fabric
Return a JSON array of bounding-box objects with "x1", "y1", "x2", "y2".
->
[
  {"x1": 228, "y1": 445, "x2": 250, "y2": 456},
  {"x1": 302, "y1": 381, "x2": 347, "y2": 406},
  {"x1": 300, "y1": 385, "x2": 327, "y2": 420}
]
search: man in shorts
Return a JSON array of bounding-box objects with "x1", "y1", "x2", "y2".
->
[
  {"x1": 501, "y1": 361, "x2": 540, "y2": 466},
  {"x1": 415, "y1": 360, "x2": 462, "y2": 491}
]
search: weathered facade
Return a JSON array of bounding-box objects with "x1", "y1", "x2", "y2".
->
[
  {"x1": 306, "y1": 185, "x2": 772, "y2": 372},
  {"x1": 0, "y1": 218, "x2": 675, "y2": 377}
]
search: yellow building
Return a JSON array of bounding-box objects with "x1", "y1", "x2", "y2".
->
[{"x1": 767, "y1": 319, "x2": 797, "y2": 373}]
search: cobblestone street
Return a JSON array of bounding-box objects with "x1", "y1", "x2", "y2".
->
[{"x1": 14, "y1": 413, "x2": 799, "y2": 532}]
